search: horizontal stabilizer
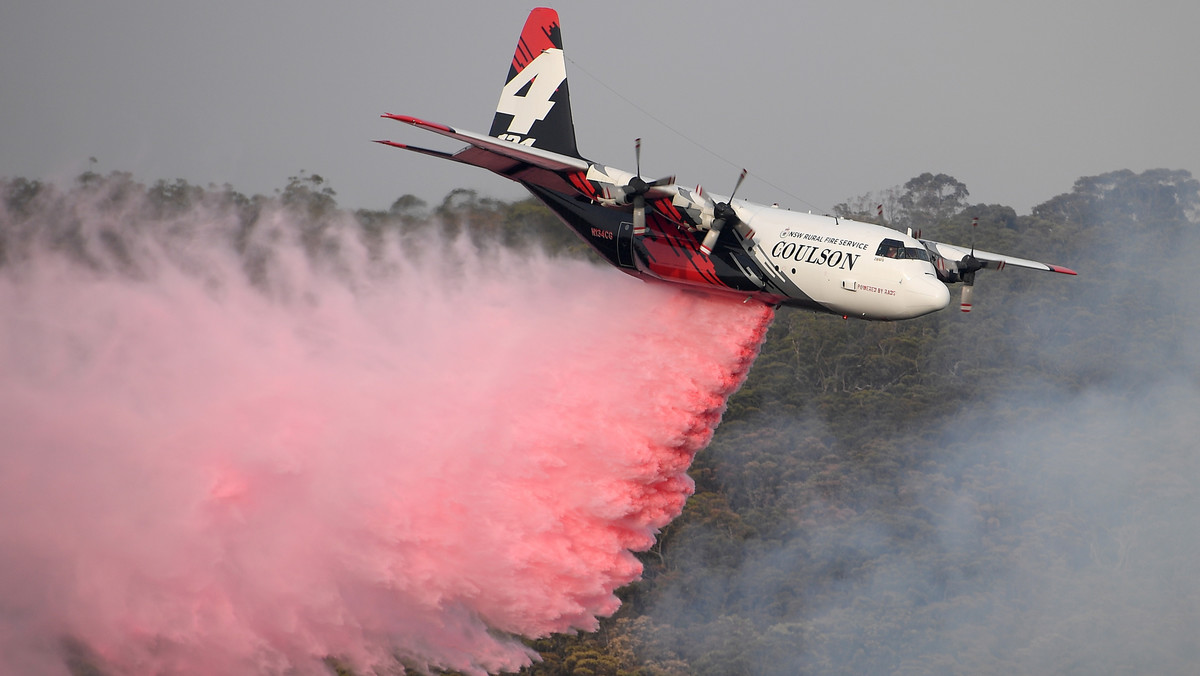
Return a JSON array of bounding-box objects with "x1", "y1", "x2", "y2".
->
[
  {"x1": 381, "y1": 114, "x2": 589, "y2": 173},
  {"x1": 373, "y1": 140, "x2": 457, "y2": 162}
]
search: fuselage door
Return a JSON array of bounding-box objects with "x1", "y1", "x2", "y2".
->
[{"x1": 616, "y1": 221, "x2": 635, "y2": 268}]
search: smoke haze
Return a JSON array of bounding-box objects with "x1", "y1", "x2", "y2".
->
[
  {"x1": 629, "y1": 170, "x2": 1200, "y2": 674},
  {"x1": 0, "y1": 177, "x2": 773, "y2": 674}
]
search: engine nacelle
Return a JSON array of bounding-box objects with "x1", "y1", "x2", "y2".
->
[
  {"x1": 570, "y1": 166, "x2": 749, "y2": 249},
  {"x1": 652, "y1": 185, "x2": 715, "y2": 232},
  {"x1": 577, "y1": 164, "x2": 639, "y2": 208}
]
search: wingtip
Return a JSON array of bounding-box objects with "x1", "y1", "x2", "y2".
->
[
  {"x1": 381, "y1": 113, "x2": 416, "y2": 124},
  {"x1": 381, "y1": 114, "x2": 454, "y2": 134},
  {"x1": 1049, "y1": 265, "x2": 1078, "y2": 275}
]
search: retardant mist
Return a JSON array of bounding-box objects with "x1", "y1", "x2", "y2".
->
[{"x1": 0, "y1": 175, "x2": 774, "y2": 675}]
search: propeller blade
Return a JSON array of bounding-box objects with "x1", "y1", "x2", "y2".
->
[
  {"x1": 711, "y1": 212, "x2": 730, "y2": 232},
  {"x1": 958, "y1": 258, "x2": 980, "y2": 312},
  {"x1": 623, "y1": 139, "x2": 673, "y2": 233},
  {"x1": 729, "y1": 169, "x2": 747, "y2": 201},
  {"x1": 709, "y1": 169, "x2": 748, "y2": 233},
  {"x1": 699, "y1": 227, "x2": 721, "y2": 256},
  {"x1": 960, "y1": 284, "x2": 975, "y2": 313}
]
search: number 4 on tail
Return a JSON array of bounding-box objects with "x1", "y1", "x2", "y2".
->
[{"x1": 495, "y1": 48, "x2": 566, "y2": 137}]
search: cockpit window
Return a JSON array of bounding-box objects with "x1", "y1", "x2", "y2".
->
[
  {"x1": 875, "y1": 238, "x2": 930, "y2": 261},
  {"x1": 876, "y1": 238, "x2": 905, "y2": 259}
]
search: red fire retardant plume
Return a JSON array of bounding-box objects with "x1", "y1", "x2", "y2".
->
[{"x1": 0, "y1": 197, "x2": 773, "y2": 675}]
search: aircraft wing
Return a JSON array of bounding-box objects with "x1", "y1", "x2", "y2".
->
[
  {"x1": 376, "y1": 114, "x2": 589, "y2": 173},
  {"x1": 921, "y1": 238, "x2": 1078, "y2": 275}
]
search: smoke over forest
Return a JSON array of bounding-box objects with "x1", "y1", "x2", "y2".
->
[
  {"x1": 2, "y1": 167, "x2": 1198, "y2": 675},
  {"x1": 626, "y1": 169, "x2": 1200, "y2": 675}
]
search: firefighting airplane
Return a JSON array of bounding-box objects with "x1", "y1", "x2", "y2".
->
[{"x1": 377, "y1": 8, "x2": 1075, "y2": 320}]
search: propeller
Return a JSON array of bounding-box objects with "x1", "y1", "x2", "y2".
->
[
  {"x1": 958, "y1": 217, "x2": 983, "y2": 312},
  {"x1": 626, "y1": 138, "x2": 674, "y2": 236},
  {"x1": 699, "y1": 169, "x2": 748, "y2": 256}
]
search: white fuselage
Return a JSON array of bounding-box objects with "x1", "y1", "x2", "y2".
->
[{"x1": 734, "y1": 202, "x2": 951, "y2": 320}]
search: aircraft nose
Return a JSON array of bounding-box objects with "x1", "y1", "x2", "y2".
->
[{"x1": 904, "y1": 275, "x2": 950, "y2": 317}]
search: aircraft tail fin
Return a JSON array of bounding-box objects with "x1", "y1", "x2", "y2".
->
[{"x1": 488, "y1": 8, "x2": 582, "y2": 159}]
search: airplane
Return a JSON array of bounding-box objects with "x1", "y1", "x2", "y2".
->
[{"x1": 376, "y1": 7, "x2": 1075, "y2": 320}]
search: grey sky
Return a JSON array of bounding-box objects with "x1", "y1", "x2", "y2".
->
[{"x1": 3, "y1": 1, "x2": 1197, "y2": 215}]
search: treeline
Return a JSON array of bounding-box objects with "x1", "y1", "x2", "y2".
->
[
  {"x1": 0, "y1": 171, "x2": 595, "y2": 277},
  {"x1": 5, "y1": 167, "x2": 1198, "y2": 676}
]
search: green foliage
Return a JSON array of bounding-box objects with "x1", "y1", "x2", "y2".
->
[
  {"x1": 897, "y1": 172, "x2": 970, "y2": 227},
  {"x1": 279, "y1": 171, "x2": 338, "y2": 217}
]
